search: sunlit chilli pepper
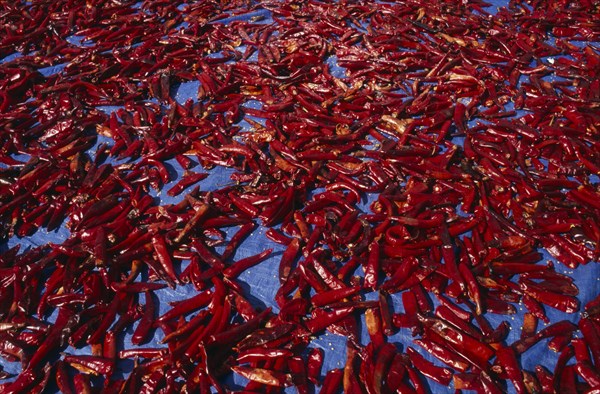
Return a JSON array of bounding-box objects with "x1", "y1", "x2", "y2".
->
[
  {"x1": 513, "y1": 320, "x2": 578, "y2": 354},
  {"x1": 157, "y1": 289, "x2": 212, "y2": 323},
  {"x1": 434, "y1": 305, "x2": 481, "y2": 339},
  {"x1": 363, "y1": 240, "x2": 380, "y2": 290},
  {"x1": 109, "y1": 282, "x2": 168, "y2": 293},
  {"x1": 479, "y1": 370, "x2": 504, "y2": 394},
  {"x1": 235, "y1": 321, "x2": 294, "y2": 351},
  {"x1": 418, "y1": 315, "x2": 494, "y2": 369},
  {"x1": 166, "y1": 172, "x2": 208, "y2": 197},
  {"x1": 343, "y1": 345, "x2": 364, "y2": 394},
  {"x1": 54, "y1": 360, "x2": 74, "y2": 394},
  {"x1": 305, "y1": 306, "x2": 355, "y2": 335},
  {"x1": 522, "y1": 295, "x2": 549, "y2": 324},
  {"x1": 221, "y1": 222, "x2": 256, "y2": 261},
  {"x1": 458, "y1": 262, "x2": 482, "y2": 315},
  {"x1": 320, "y1": 368, "x2": 343, "y2": 394},
  {"x1": 131, "y1": 291, "x2": 155, "y2": 346},
  {"x1": 496, "y1": 346, "x2": 526, "y2": 394},
  {"x1": 1, "y1": 368, "x2": 39, "y2": 394},
  {"x1": 278, "y1": 237, "x2": 301, "y2": 284},
  {"x1": 173, "y1": 203, "x2": 210, "y2": 243},
  {"x1": 62, "y1": 354, "x2": 114, "y2": 376},
  {"x1": 553, "y1": 346, "x2": 575, "y2": 392},
  {"x1": 520, "y1": 280, "x2": 579, "y2": 313},
  {"x1": 580, "y1": 318, "x2": 600, "y2": 369},
  {"x1": 413, "y1": 338, "x2": 469, "y2": 372},
  {"x1": 575, "y1": 361, "x2": 600, "y2": 388},
  {"x1": 181, "y1": 297, "x2": 228, "y2": 360},
  {"x1": 232, "y1": 366, "x2": 292, "y2": 387},
  {"x1": 27, "y1": 308, "x2": 79, "y2": 369},
  {"x1": 301, "y1": 347, "x2": 323, "y2": 385},
  {"x1": 288, "y1": 356, "x2": 309, "y2": 394},
  {"x1": 236, "y1": 348, "x2": 293, "y2": 363},
  {"x1": 407, "y1": 346, "x2": 453, "y2": 386},
  {"x1": 150, "y1": 234, "x2": 179, "y2": 287},
  {"x1": 223, "y1": 248, "x2": 272, "y2": 278}
]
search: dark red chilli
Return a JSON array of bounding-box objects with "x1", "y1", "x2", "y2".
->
[{"x1": 1, "y1": 0, "x2": 599, "y2": 392}]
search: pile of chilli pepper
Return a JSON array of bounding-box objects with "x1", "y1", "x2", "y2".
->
[{"x1": 1, "y1": 0, "x2": 600, "y2": 392}]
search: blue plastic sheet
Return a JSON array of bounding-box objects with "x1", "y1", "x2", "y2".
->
[{"x1": 2, "y1": 0, "x2": 599, "y2": 392}]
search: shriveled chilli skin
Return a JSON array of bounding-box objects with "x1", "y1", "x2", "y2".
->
[{"x1": 1, "y1": 0, "x2": 600, "y2": 392}]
